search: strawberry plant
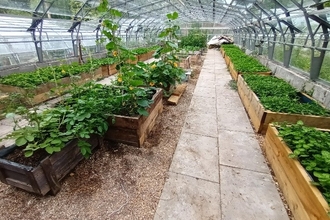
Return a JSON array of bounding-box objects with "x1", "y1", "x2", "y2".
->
[
  {"x1": 243, "y1": 74, "x2": 330, "y2": 116},
  {"x1": 278, "y1": 121, "x2": 330, "y2": 204},
  {"x1": 222, "y1": 44, "x2": 269, "y2": 73}
]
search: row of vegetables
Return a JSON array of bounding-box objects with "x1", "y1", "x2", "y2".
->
[
  {"x1": 221, "y1": 44, "x2": 330, "y2": 219},
  {"x1": 0, "y1": 45, "x2": 157, "y2": 89}
]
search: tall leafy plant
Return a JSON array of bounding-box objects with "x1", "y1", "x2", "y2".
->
[
  {"x1": 98, "y1": 0, "x2": 155, "y2": 116},
  {"x1": 148, "y1": 12, "x2": 185, "y2": 93}
]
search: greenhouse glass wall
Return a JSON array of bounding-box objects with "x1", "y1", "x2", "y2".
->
[{"x1": 0, "y1": 0, "x2": 329, "y2": 83}]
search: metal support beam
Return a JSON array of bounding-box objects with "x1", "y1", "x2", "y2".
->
[
  {"x1": 27, "y1": 0, "x2": 55, "y2": 63},
  {"x1": 291, "y1": 0, "x2": 328, "y2": 80},
  {"x1": 69, "y1": 22, "x2": 82, "y2": 57},
  {"x1": 265, "y1": 24, "x2": 277, "y2": 60}
]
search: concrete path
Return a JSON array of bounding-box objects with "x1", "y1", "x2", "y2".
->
[{"x1": 154, "y1": 49, "x2": 289, "y2": 220}]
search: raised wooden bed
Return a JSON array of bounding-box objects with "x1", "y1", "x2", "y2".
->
[
  {"x1": 0, "y1": 71, "x2": 103, "y2": 106},
  {"x1": 137, "y1": 53, "x2": 149, "y2": 62},
  {"x1": 228, "y1": 60, "x2": 271, "y2": 81},
  {"x1": 224, "y1": 54, "x2": 231, "y2": 66},
  {"x1": 237, "y1": 75, "x2": 330, "y2": 133},
  {"x1": 264, "y1": 125, "x2": 329, "y2": 220},
  {"x1": 147, "y1": 51, "x2": 154, "y2": 59},
  {"x1": 109, "y1": 64, "x2": 118, "y2": 75},
  {"x1": 104, "y1": 89, "x2": 163, "y2": 147},
  {"x1": 0, "y1": 135, "x2": 100, "y2": 195},
  {"x1": 100, "y1": 65, "x2": 110, "y2": 77},
  {"x1": 220, "y1": 47, "x2": 225, "y2": 58},
  {"x1": 126, "y1": 56, "x2": 138, "y2": 65}
]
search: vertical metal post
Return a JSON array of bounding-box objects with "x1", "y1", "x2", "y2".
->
[
  {"x1": 31, "y1": 22, "x2": 44, "y2": 63},
  {"x1": 290, "y1": 0, "x2": 326, "y2": 80},
  {"x1": 95, "y1": 20, "x2": 102, "y2": 53},
  {"x1": 27, "y1": 0, "x2": 55, "y2": 63},
  {"x1": 268, "y1": 26, "x2": 276, "y2": 60}
]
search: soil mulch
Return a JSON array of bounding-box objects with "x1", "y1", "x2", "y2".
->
[{"x1": 0, "y1": 60, "x2": 202, "y2": 220}]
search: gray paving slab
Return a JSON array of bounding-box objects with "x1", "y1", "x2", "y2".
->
[
  {"x1": 215, "y1": 78, "x2": 233, "y2": 88},
  {"x1": 198, "y1": 74, "x2": 215, "y2": 81},
  {"x1": 216, "y1": 85, "x2": 240, "y2": 97},
  {"x1": 219, "y1": 130, "x2": 269, "y2": 173},
  {"x1": 215, "y1": 69, "x2": 232, "y2": 77},
  {"x1": 196, "y1": 79, "x2": 216, "y2": 88},
  {"x1": 154, "y1": 172, "x2": 221, "y2": 220},
  {"x1": 189, "y1": 96, "x2": 216, "y2": 114},
  {"x1": 217, "y1": 94, "x2": 244, "y2": 110},
  {"x1": 217, "y1": 107, "x2": 254, "y2": 133},
  {"x1": 170, "y1": 132, "x2": 219, "y2": 182},
  {"x1": 184, "y1": 112, "x2": 218, "y2": 137},
  {"x1": 220, "y1": 166, "x2": 289, "y2": 220},
  {"x1": 193, "y1": 86, "x2": 216, "y2": 98}
]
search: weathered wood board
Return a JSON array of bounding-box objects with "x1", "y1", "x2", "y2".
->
[{"x1": 168, "y1": 84, "x2": 187, "y2": 105}]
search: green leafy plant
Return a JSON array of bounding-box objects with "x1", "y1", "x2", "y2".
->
[
  {"x1": 0, "y1": 60, "x2": 102, "y2": 89},
  {"x1": 179, "y1": 26, "x2": 207, "y2": 49},
  {"x1": 5, "y1": 82, "x2": 109, "y2": 158},
  {"x1": 228, "y1": 80, "x2": 237, "y2": 91},
  {"x1": 131, "y1": 45, "x2": 157, "y2": 55},
  {"x1": 148, "y1": 12, "x2": 185, "y2": 94},
  {"x1": 243, "y1": 74, "x2": 330, "y2": 116},
  {"x1": 222, "y1": 44, "x2": 270, "y2": 73},
  {"x1": 278, "y1": 121, "x2": 330, "y2": 203}
]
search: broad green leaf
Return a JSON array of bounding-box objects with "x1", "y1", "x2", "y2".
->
[
  {"x1": 24, "y1": 150, "x2": 33, "y2": 157},
  {"x1": 97, "y1": 0, "x2": 108, "y2": 12},
  {"x1": 16, "y1": 137, "x2": 27, "y2": 146},
  {"x1": 25, "y1": 135, "x2": 34, "y2": 142},
  {"x1": 53, "y1": 147, "x2": 61, "y2": 152},
  {"x1": 45, "y1": 146, "x2": 54, "y2": 154},
  {"x1": 130, "y1": 80, "x2": 144, "y2": 86},
  {"x1": 110, "y1": 9, "x2": 122, "y2": 17},
  {"x1": 51, "y1": 139, "x2": 62, "y2": 145},
  {"x1": 172, "y1": 12, "x2": 178, "y2": 19},
  {"x1": 166, "y1": 13, "x2": 172, "y2": 19},
  {"x1": 137, "y1": 108, "x2": 149, "y2": 116},
  {"x1": 167, "y1": 42, "x2": 178, "y2": 49},
  {"x1": 81, "y1": 147, "x2": 86, "y2": 156},
  {"x1": 158, "y1": 31, "x2": 167, "y2": 38},
  {"x1": 137, "y1": 100, "x2": 149, "y2": 107},
  {"x1": 106, "y1": 42, "x2": 116, "y2": 50}
]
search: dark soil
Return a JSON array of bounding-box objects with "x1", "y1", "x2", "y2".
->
[{"x1": 3, "y1": 146, "x2": 49, "y2": 167}]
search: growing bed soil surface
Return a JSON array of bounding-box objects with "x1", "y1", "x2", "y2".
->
[{"x1": 0, "y1": 65, "x2": 201, "y2": 220}]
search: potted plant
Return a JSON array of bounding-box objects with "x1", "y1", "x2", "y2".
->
[{"x1": 264, "y1": 121, "x2": 329, "y2": 219}]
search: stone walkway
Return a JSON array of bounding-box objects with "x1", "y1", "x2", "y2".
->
[{"x1": 154, "y1": 49, "x2": 289, "y2": 220}]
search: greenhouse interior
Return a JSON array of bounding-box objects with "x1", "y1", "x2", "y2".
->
[{"x1": 0, "y1": 0, "x2": 329, "y2": 219}]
